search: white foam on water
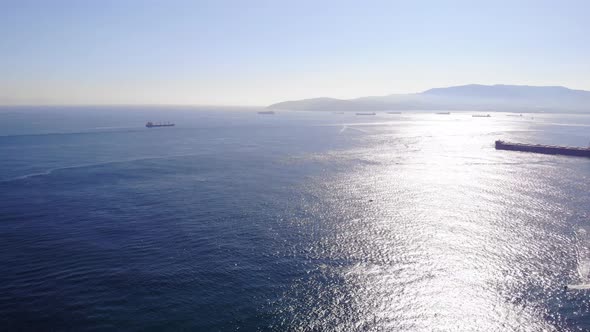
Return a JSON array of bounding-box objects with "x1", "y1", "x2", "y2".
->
[
  {"x1": 568, "y1": 228, "x2": 590, "y2": 290},
  {"x1": 577, "y1": 229, "x2": 590, "y2": 282},
  {"x1": 567, "y1": 284, "x2": 590, "y2": 290}
]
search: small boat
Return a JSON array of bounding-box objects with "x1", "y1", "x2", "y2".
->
[
  {"x1": 472, "y1": 114, "x2": 491, "y2": 118},
  {"x1": 258, "y1": 110, "x2": 275, "y2": 115},
  {"x1": 146, "y1": 121, "x2": 175, "y2": 128},
  {"x1": 356, "y1": 112, "x2": 376, "y2": 116}
]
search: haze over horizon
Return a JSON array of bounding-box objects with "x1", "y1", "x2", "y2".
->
[{"x1": 2, "y1": 0, "x2": 590, "y2": 106}]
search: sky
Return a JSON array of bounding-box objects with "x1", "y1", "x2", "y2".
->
[{"x1": 1, "y1": 0, "x2": 589, "y2": 106}]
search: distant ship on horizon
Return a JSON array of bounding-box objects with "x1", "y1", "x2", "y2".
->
[{"x1": 146, "y1": 121, "x2": 175, "y2": 128}]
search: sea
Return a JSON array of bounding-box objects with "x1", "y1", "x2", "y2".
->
[{"x1": 1, "y1": 106, "x2": 590, "y2": 331}]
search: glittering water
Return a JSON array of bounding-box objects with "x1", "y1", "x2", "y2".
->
[{"x1": 1, "y1": 107, "x2": 589, "y2": 331}]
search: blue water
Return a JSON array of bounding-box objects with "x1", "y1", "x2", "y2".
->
[{"x1": 1, "y1": 107, "x2": 590, "y2": 331}]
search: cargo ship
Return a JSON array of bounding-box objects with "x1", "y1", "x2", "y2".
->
[
  {"x1": 257, "y1": 111, "x2": 275, "y2": 115},
  {"x1": 356, "y1": 112, "x2": 376, "y2": 116},
  {"x1": 472, "y1": 114, "x2": 491, "y2": 118},
  {"x1": 495, "y1": 140, "x2": 590, "y2": 158},
  {"x1": 146, "y1": 121, "x2": 175, "y2": 128}
]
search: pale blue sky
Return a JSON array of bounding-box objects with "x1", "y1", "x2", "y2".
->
[{"x1": 1, "y1": 0, "x2": 589, "y2": 105}]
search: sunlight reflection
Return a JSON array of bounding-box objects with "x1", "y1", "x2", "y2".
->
[{"x1": 284, "y1": 114, "x2": 568, "y2": 331}]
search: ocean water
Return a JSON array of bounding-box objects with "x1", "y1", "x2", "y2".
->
[{"x1": 1, "y1": 106, "x2": 590, "y2": 331}]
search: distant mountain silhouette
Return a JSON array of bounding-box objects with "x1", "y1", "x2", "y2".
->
[{"x1": 268, "y1": 84, "x2": 590, "y2": 112}]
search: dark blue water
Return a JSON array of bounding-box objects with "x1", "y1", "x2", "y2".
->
[{"x1": 1, "y1": 107, "x2": 590, "y2": 331}]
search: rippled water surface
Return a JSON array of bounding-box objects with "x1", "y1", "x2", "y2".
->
[{"x1": 1, "y1": 107, "x2": 590, "y2": 331}]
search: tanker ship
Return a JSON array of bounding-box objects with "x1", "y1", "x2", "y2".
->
[
  {"x1": 495, "y1": 140, "x2": 590, "y2": 158},
  {"x1": 146, "y1": 122, "x2": 175, "y2": 128}
]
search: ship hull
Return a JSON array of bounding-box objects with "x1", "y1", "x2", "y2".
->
[
  {"x1": 495, "y1": 140, "x2": 590, "y2": 158},
  {"x1": 146, "y1": 123, "x2": 175, "y2": 128}
]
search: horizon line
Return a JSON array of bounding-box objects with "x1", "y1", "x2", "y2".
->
[
  {"x1": 2, "y1": 83, "x2": 588, "y2": 108},
  {"x1": 0, "y1": 103, "x2": 265, "y2": 108}
]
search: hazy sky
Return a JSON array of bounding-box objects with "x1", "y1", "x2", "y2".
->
[{"x1": 1, "y1": 0, "x2": 589, "y2": 105}]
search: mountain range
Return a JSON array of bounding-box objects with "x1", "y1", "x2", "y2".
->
[{"x1": 267, "y1": 84, "x2": 590, "y2": 113}]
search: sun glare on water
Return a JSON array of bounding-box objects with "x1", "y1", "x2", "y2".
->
[{"x1": 279, "y1": 114, "x2": 574, "y2": 331}]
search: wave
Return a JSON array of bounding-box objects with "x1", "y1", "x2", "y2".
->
[
  {"x1": 0, "y1": 153, "x2": 200, "y2": 184},
  {"x1": 89, "y1": 126, "x2": 141, "y2": 130},
  {"x1": 0, "y1": 127, "x2": 145, "y2": 139},
  {"x1": 540, "y1": 122, "x2": 590, "y2": 128},
  {"x1": 339, "y1": 125, "x2": 369, "y2": 134}
]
